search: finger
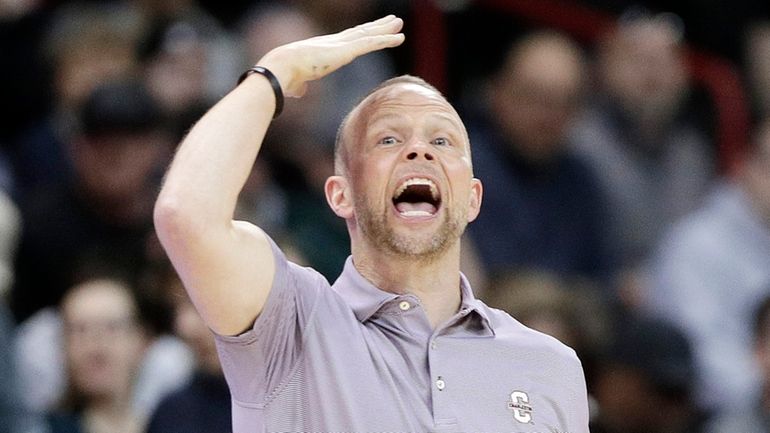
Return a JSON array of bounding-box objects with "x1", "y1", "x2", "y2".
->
[
  {"x1": 349, "y1": 33, "x2": 405, "y2": 56},
  {"x1": 338, "y1": 16, "x2": 402, "y2": 41},
  {"x1": 340, "y1": 15, "x2": 398, "y2": 35}
]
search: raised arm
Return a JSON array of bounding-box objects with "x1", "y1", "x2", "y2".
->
[{"x1": 154, "y1": 16, "x2": 404, "y2": 336}]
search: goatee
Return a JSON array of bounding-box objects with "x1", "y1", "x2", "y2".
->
[{"x1": 354, "y1": 196, "x2": 466, "y2": 261}]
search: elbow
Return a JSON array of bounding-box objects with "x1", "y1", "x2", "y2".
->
[{"x1": 154, "y1": 193, "x2": 199, "y2": 245}]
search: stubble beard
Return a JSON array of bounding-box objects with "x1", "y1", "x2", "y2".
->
[{"x1": 354, "y1": 195, "x2": 466, "y2": 261}]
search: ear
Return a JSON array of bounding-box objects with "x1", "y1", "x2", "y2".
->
[
  {"x1": 325, "y1": 175, "x2": 354, "y2": 219},
  {"x1": 466, "y1": 177, "x2": 483, "y2": 223}
]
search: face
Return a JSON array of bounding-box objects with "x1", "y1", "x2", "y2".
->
[
  {"x1": 602, "y1": 21, "x2": 687, "y2": 121},
  {"x1": 62, "y1": 280, "x2": 145, "y2": 402},
  {"x1": 74, "y1": 131, "x2": 170, "y2": 205},
  {"x1": 493, "y1": 38, "x2": 583, "y2": 161},
  {"x1": 329, "y1": 83, "x2": 482, "y2": 259}
]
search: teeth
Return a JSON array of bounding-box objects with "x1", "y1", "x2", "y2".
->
[
  {"x1": 393, "y1": 177, "x2": 439, "y2": 200},
  {"x1": 400, "y1": 210, "x2": 432, "y2": 217}
]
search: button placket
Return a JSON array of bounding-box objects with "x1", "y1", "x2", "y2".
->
[{"x1": 427, "y1": 333, "x2": 456, "y2": 425}]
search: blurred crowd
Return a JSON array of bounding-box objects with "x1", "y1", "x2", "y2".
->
[{"x1": 1, "y1": 0, "x2": 770, "y2": 432}]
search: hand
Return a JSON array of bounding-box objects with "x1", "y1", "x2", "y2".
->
[{"x1": 257, "y1": 15, "x2": 405, "y2": 98}]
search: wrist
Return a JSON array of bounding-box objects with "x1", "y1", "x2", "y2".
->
[{"x1": 237, "y1": 66, "x2": 284, "y2": 119}]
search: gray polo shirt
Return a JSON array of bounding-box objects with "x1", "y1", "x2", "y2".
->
[{"x1": 215, "y1": 239, "x2": 589, "y2": 433}]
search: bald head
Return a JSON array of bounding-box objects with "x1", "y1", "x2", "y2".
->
[{"x1": 334, "y1": 75, "x2": 466, "y2": 175}]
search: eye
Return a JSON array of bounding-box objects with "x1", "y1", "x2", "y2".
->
[
  {"x1": 432, "y1": 137, "x2": 450, "y2": 146},
  {"x1": 378, "y1": 136, "x2": 399, "y2": 146}
]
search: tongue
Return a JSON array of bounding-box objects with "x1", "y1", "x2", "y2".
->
[{"x1": 396, "y1": 202, "x2": 437, "y2": 215}]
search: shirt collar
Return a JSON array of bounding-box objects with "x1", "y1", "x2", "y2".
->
[{"x1": 332, "y1": 256, "x2": 494, "y2": 335}]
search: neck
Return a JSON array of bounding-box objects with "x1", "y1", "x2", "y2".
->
[{"x1": 353, "y1": 241, "x2": 463, "y2": 328}]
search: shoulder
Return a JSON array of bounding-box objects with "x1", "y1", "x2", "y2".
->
[
  {"x1": 269, "y1": 236, "x2": 333, "y2": 294},
  {"x1": 483, "y1": 304, "x2": 581, "y2": 366}
]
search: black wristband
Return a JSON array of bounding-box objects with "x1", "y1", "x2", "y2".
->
[{"x1": 237, "y1": 66, "x2": 284, "y2": 119}]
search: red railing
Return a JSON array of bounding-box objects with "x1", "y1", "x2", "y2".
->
[{"x1": 411, "y1": 0, "x2": 749, "y2": 174}]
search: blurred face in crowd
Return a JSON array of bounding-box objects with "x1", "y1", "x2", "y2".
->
[
  {"x1": 62, "y1": 279, "x2": 146, "y2": 402},
  {"x1": 144, "y1": 22, "x2": 207, "y2": 115},
  {"x1": 57, "y1": 42, "x2": 136, "y2": 112},
  {"x1": 600, "y1": 16, "x2": 688, "y2": 126},
  {"x1": 72, "y1": 130, "x2": 170, "y2": 220},
  {"x1": 490, "y1": 33, "x2": 585, "y2": 163},
  {"x1": 329, "y1": 81, "x2": 482, "y2": 260}
]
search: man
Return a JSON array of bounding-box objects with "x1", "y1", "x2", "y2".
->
[
  {"x1": 644, "y1": 117, "x2": 770, "y2": 412},
  {"x1": 570, "y1": 12, "x2": 714, "y2": 285},
  {"x1": 467, "y1": 30, "x2": 613, "y2": 288},
  {"x1": 155, "y1": 15, "x2": 589, "y2": 432}
]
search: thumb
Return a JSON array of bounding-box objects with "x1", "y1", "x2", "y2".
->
[{"x1": 288, "y1": 82, "x2": 308, "y2": 98}]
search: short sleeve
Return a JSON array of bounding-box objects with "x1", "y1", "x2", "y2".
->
[{"x1": 213, "y1": 235, "x2": 328, "y2": 406}]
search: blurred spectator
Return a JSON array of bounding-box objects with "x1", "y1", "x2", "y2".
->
[
  {"x1": 14, "y1": 274, "x2": 194, "y2": 427},
  {"x1": 11, "y1": 77, "x2": 173, "y2": 322},
  {"x1": 131, "y1": 0, "x2": 239, "y2": 100},
  {"x1": 590, "y1": 315, "x2": 706, "y2": 433},
  {"x1": 139, "y1": 19, "x2": 211, "y2": 120},
  {"x1": 146, "y1": 272, "x2": 230, "y2": 433},
  {"x1": 11, "y1": 2, "x2": 142, "y2": 198},
  {"x1": 643, "y1": 117, "x2": 770, "y2": 411},
  {"x1": 465, "y1": 31, "x2": 613, "y2": 291},
  {"x1": 707, "y1": 294, "x2": 770, "y2": 432},
  {"x1": 570, "y1": 10, "x2": 716, "y2": 302},
  {"x1": 136, "y1": 1, "x2": 240, "y2": 124},
  {"x1": 0, "y1": 185, "x2": 33, "y2": 433},
  {"x1": 47, "y1": 278, "x2": 148, "y2": 433}
]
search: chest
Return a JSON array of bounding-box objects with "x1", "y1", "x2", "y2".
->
[{"x1": 265, "y1": 316, "x2": 578, "y2": 433}]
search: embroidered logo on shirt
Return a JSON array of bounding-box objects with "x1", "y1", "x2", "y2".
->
[{"x1": 508, "y1": 390, "x2": 533, "y2": 424}]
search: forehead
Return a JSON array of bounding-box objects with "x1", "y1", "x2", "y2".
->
[
  {"x1": 62, "y1": 281, "x2": 134, "y2": 320},
  {"x1": 362, "y1": 83, "x2": 458, "y2": 119},
  {"x1": 351, "y1": 83, "x2": 466, "y2": 135}
]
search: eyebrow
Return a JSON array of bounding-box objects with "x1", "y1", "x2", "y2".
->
[{"x1": 366, "y1": 112, "x2": 465, "y2": 133}]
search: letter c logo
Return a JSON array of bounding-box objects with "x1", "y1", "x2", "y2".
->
[{"x1": 509, "y1": 391, "x2": 532, "y2": 423}]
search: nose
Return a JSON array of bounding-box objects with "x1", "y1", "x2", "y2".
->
[{"x1": 405, "y1": 140, "x2": 435, "y2": 161}]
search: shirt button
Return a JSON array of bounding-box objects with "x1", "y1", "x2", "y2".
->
[
  {"x1": 399, "y1": 301, "x2": 411, "y2": 311},
  {"x1": 436, "y1": 377, "x2": 445, "y2": 391},
  {"x1": 430, "y1": 340, "x2": 437, "y2": 350}
]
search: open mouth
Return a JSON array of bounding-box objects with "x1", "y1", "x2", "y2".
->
[{"x1": 392, "y1": 177, "x2": 442, "y2": 217}]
